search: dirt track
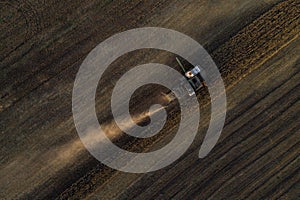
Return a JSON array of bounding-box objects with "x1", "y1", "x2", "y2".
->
[{"x1": 0, "y1": 0, "x2": 299, "y2": 199}]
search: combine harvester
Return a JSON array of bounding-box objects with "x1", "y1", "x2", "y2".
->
[{"x1": 163, "y1": 57, "x2": 206, "y2": 103}]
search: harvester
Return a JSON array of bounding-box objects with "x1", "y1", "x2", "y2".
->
[{"x1": 162, "y1": 57, "x2": 206, "y2": 103}]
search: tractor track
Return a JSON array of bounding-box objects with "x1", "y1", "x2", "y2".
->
[
  {"x1": 0, "y1": 0, "x2": 299, "y2": 199},
  {"x1": 61, "y1": 1, "x2": 299, "y2": 199}
]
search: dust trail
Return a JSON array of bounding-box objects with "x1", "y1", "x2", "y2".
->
[
  {"x1": 81, "y1": 105, "x2": 165, "y2": 148},
  {"x1": 0, "y1": 106, "x2": 165, "y2": 198}
]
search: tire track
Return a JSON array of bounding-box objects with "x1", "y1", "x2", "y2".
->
[
  {"x1": 153, "y1": 89, "x2": 300, "y2": 200},
  {"x1": 249, "y1": 154, "x2": 300, "y2": 199},
  {"x1": 59, "y1": 1, "x2": 295, "y2": 198},
  {"x1": 87, "y1": 39, "x2": 299, "y2": 199},
  {"x1": 1, "y1": 0, "x2": 298, "y2": 199},
  {"x1": 126, "y1": 39, "x2": 299, "y2": 199},
  {"x1": 275, "y1": 172, "x2": 300, "y2": 199},
  {"x1": 205, "y1": 130, "x2": 300, "y2": 199}
]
